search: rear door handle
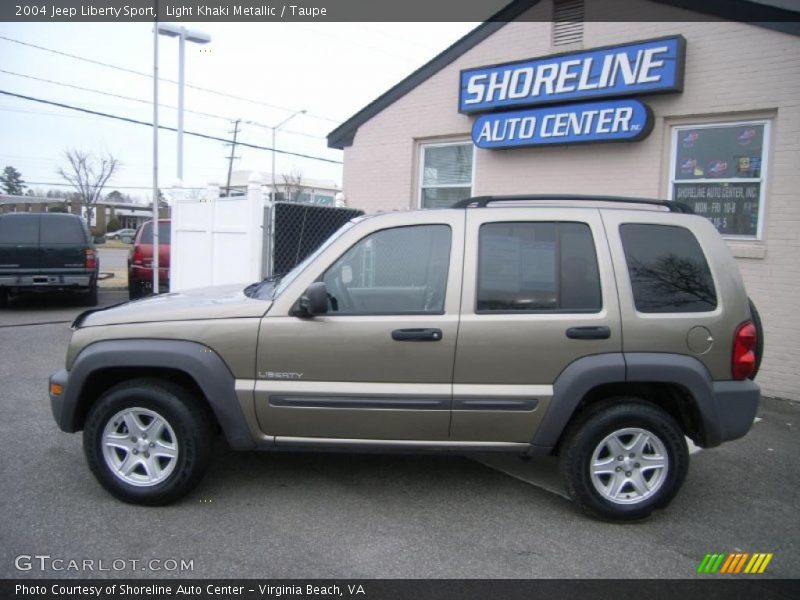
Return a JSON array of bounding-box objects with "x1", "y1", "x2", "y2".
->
[
  {"x1": 566, "y1": 326, "x2": 611, "y2": 340},
  {"x1": 391, "y1": 328, "x2": 443, "y2": 342}
]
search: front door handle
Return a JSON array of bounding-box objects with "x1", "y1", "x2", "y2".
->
[
  {"x1": 391, "y1": 328, "x2": 443, "y2": 342},
  {"x1": 566, "y1": 326, "x2": 611, "y2": 340}
]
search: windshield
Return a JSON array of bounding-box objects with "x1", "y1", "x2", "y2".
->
[{"x1": 245, "y1": 220, "x2": 356, "y2": 301}]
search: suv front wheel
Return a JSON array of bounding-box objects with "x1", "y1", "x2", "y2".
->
[
  {"x1": 83, "y1": 378, "x2": 214, "y2": 505},
  {"x1": 560, "y1": 400, "x2": 689, "y2": 521}
]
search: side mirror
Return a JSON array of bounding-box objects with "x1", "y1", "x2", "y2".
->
[{"x1": 294, "y1": 281, "x2": 328, "y2": 317}]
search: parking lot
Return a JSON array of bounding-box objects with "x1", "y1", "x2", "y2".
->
[{"x1": 0, "y1": 290, "x2": 798, "y2": 579}]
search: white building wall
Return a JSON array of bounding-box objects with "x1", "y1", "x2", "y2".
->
[{"x1": 340, "y1": 0, "x2": 800, "y2": 398}]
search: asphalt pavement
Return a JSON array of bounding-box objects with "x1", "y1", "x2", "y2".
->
[
  {"x1": 98, "y1": 247, "x2": 129, "y2": 270},
  {"x1": 1, "y1": 291, "x2": 798, "y2": 579}
]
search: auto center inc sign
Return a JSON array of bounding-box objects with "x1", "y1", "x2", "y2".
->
[{"x1": 460, "y1": 36, "x2": 685, "y2": 148}]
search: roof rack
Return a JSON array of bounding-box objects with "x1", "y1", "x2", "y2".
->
[{"x1": 451, "y1": 195, "x2": 694, "y2": 214}]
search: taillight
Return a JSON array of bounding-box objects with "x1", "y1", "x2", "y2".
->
[
  {"x1": 85, "y1": 248, "x2": 96, "y2": 269},
  {"x1": 732, "y1": 321, "x2": 757, "y2": 380},
  {"x1": 132, "y1": 246, "x2": 143, "y2": 265}
]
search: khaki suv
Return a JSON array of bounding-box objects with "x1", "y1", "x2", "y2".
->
[{"x1": 49, "y1": 196, "x2": 762, "y2": 520}]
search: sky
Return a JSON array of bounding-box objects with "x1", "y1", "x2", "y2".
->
[{"x1": 0, "y1": 21, "x2": 477, "y2": 201}]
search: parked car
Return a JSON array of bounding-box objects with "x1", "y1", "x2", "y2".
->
[
  {"x1": 127, "y1": 219, "x2": 170, "y2": 300},
  {"x1": 106, "y1": 228, "x2": 136, "y2": 243},
  {"x1": 0, "y1": 212, "x2": 99, "y2": 307},
  {"x1": 49, "y1": 196, "x2": 762, "y2": 520}
]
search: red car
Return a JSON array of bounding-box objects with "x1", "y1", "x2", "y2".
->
[{"x1": 127, "y1": 219, "x2": 170, "y2": 299}]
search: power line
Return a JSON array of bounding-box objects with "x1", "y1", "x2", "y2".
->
[
  {"x1": 0, "y1": 35, "x2": 342, "y2": 125},
  {"x1": 20, "y1": 181, "x2": 206, "y2": 190},
  {"x1": 0, "y1": 89, "x2": 343, "y2": 165},
  {"x1": 0, "y1": 67, "x2": 228, "y2": 122},
  {"x1": 0, "y1": 68, "x2": 327, "y2": 139}
]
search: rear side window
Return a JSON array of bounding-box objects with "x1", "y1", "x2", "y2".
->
[
  {"x1": 0, "y1": 215, "x2": 39, "y2": 243},
  {"x1": 620, "y1": 223, "x2": 717, "y2": 313},
  {"x1": 477, "y1": 221, "x2": 602, "y2": 312},
  {"x1": 40, "y1": 216, "x2": 87, "y2": 244},
  {"x1": 139, "y1": 222, "x2": 171, "y2": 244}
]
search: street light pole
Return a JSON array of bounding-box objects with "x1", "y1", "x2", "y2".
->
[
  {"x1": 152, "y1": 24, "x2": 160, "y2": 294},
  {"x1": 156, "y1": 24, "x2": 211, "y2": 181},
  {"x1": 154, "y1": 23, "x2": 210, "y2": 296},
  {"x1": 177, "y1": 30, "x2": 185, "y2": 181},
  {"x1": 270, "y1": 109, "x2": 306, "y2": 201}
]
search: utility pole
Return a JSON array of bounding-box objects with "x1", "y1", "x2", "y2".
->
[{"x1": 224, "y1": 119, "x2": 241, "y2": 196}]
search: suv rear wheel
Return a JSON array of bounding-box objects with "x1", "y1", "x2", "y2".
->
[
  {"x1": 83, "y1": 378, "x2": 214, "y2": 505},
  {"x1": 560, "y1": 400, "x2": 689, "y2": 521}
]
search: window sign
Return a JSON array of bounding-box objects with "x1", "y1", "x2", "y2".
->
[
  {"x1": 460, "y1": 35, "x2": 685, "y2": 114},
  {"x1": 670, "y1": 122, "x2": 769, "y2": 238}
]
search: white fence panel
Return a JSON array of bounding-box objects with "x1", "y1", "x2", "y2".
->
[{"x1": 170, "y1": 177, "x2": 265, "y2": 292}]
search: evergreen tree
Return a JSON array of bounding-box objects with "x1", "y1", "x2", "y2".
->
[{"x1": 0, "y1": 166, "x2": 26, "y2": 195}]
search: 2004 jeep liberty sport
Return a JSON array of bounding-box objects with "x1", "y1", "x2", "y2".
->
[{"x1": 49, "y1": 195, "x2": 762, "y2": 520}]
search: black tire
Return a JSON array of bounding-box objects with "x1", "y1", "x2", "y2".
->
[
  {"x1": 83, "y1": 378, "x2": 215, "y2": 505},
  {"x1": 559, "y1": 399, "x2": 689, "y2": 521},
  {"x1": 128, "y1": 281, "x2": 143, "y2": 300},
  {"x1": 748, "y1": 297, "x2": 764, "y2": 380},
  {"x1": 83, "y1": 284, "x2": 99, "y2": 306},
  {"x1": 0, "y1": 288, "x2": 8, "y2": 308}
]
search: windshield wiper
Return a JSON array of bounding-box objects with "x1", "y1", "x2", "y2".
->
[{"x1": 244, "y1": 275, "x2": 282, "y2": 298}]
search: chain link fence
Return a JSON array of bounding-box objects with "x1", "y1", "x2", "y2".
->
[{"x1": 268, "y1": 202, "x2": 364, "y2": 277}]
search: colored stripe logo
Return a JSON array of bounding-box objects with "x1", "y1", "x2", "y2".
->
[{"x1": 697, "y1": 553, "x2": 773, "y2": 574}]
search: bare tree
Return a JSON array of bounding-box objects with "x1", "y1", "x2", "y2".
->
[
  {"x1": 58, "y1": 150, "x2": 120, "y2": 224},
  {"x1": 281, "y1": 169, "x2": 307, "y2": 203}
]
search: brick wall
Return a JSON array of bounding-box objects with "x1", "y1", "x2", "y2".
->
[{"x1": 340, "y1": 1, "x2": 800, "y2": 398}]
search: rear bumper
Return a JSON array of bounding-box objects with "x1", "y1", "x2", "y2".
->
[
  {"x1": 0, "y1": 273, "x2": 93, "y2": 289},
  {"x1": 705, "y1": 380, "x2": 760, "y2": 446}
]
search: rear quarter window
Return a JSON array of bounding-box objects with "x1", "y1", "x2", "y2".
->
[
  {"x1": 40, "y1": 215, "x2": 87, "y2": 244},
  {"x1": 0, "y1": 215, "x2": 39, "y2": 244},
  {"x1": 620, "y1": 223, "x2": 717, "y2": 313}
]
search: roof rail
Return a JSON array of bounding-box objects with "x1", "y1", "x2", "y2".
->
[{"x1": 451, "y1": 194, "x2": 694, "y2": 214}]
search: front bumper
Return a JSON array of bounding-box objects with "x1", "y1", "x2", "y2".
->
[
  {"x1": 706, "y1": 379, "x2": 760, "y2": 446},
  {"x1": 49, "y1": 369, "x2": 74, "y2": 432}
]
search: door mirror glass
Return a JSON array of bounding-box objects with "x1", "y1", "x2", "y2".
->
[{"x1": 295, "y1": 281, "x2": 328, "y2": 317}]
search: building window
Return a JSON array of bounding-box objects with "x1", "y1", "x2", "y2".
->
[
  {"x1": 553, "y1": 0, "x2": 584, "y2": 46},
  {"x1": 669, "y1": 121, "x2": 770, "y2": 239},
  {"x1": 419, "y1": 142, "x2": 474, "y2": 209},
  {"x1": 477, "y1": 221, "x2": 601, "y2": 312}
]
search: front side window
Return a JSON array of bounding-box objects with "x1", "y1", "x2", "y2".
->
[
  {"x1": 670, "y1": 121, "x2": 769, "y2": 238},
  {"x1": 477, "y1": 221, "x2": 601, "y2": 312},
  {"x1": 419, "y1": 143, "x2": 473, "y2": 209},
  {"x1": 620, "y1": 223, "x2": 717, "y2": 313},
  {"x1": 323, "y1": 225, "x2": 451, "y2": 315}
]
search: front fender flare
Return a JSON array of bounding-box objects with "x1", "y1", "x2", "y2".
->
[{"x1": 55, "y1": 339, "x2": 255, "y2": 450}]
